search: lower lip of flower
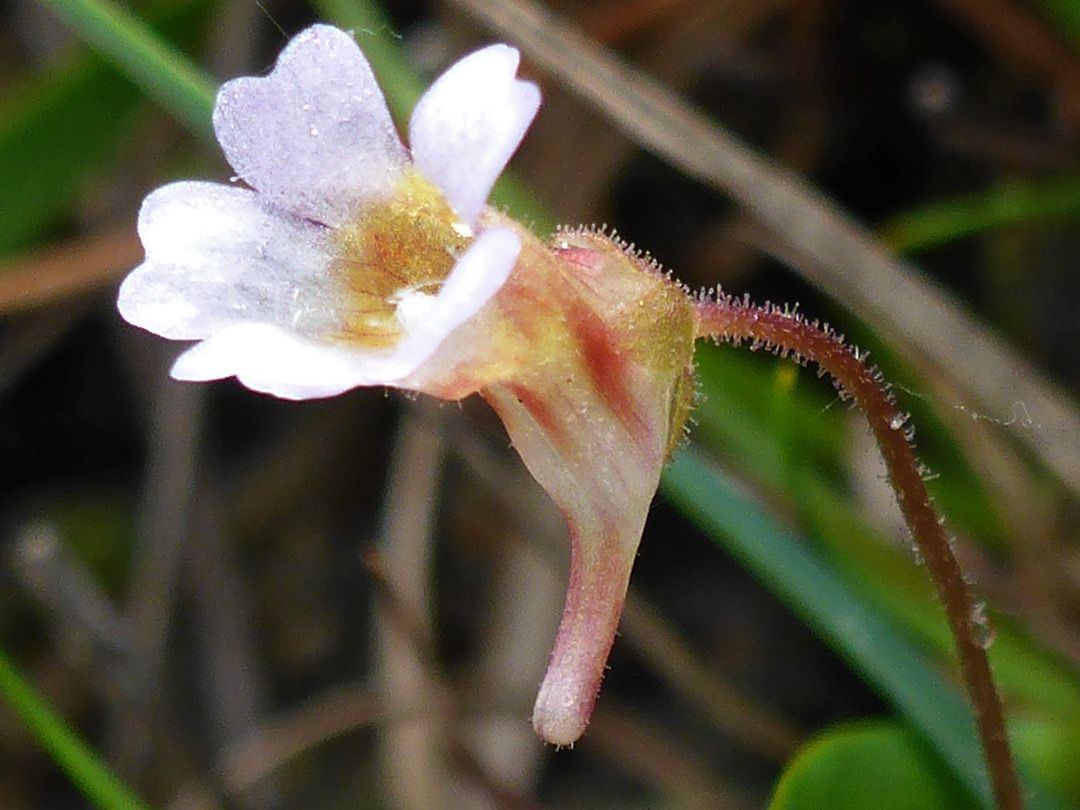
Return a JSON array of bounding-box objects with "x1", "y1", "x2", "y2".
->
[{"x1": 331, "y1": 169, "x2": 472, "y2": 348}]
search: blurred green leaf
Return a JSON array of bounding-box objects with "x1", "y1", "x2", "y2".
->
[
  {"x1": 661, "y1": 447, "x2": 1064, "y2": 810},
  {"x1": 1032, "y1": 1, "x2": 1080, "y2": 51},
  {"x1": 0, "y1": 61, "x2": 134, "y2": 257},
  {"x1": 41, "y1": 0, "x2": 216, "y2": 138},
  {"x1": 1012, "y1": 714, "x2": 1080, "y2": 805},
  {"x1": 0, "y1": 646, "x2": 151, "y2": 810},
  {"x1": 0, "y1": 0, "x2": 211, "y2": 259},
  {"x1": 880, "y1": 175, "x2": 1080, "y2": 255},
  {"x1": 802, "y1": 478, "x2": 1080, "y2": 729},
  {"x1": 693, "y1": 343, "x2": 845, "y2": 489},
  {"x1": 693, "y1": 339, "x2": 1008, "y2": 551},
  {"x1": 44, "y1": 491, "x2": 135, "y2": 599},
  {"x1": 768, "y1": 721, "x2": 975, "y2": 810},
  {"x1": 690, "y1": 344, "x2": 1080, "y2": 800}
]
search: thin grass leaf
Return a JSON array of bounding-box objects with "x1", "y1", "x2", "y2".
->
[
  {"x1": 881, "y1": 175, "x2": 1080, "y2": 255},
  {"x1": 0, "y1": 0, "x2": 211, "y2": 260},
  {"x1": 0, "y1": 60, "x2": 139, "y2": 258},
  {"x1": 0, "y1": 646, "x2": 152, "y2": 810},
  {"x1": 1032, "y1": 0, "x2": 1080, "y2": 51},
  {"x1": 40, "y1": 0, "x2": 216, "y2": 139}
]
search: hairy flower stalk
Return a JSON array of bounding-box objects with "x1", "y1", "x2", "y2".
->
[{"x1": 694, "y1": 295, "x2": 1024, "y2": 810}]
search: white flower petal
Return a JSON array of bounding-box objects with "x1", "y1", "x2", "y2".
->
[
  {"x1": 410, "y1": 45, "x2": 540, "y2": 225},
  {"x1": 171, "y1": 324, "x2": 380, "y2": 399},
  {"x1": 119, "y1": 181, "x2": 340, "y2": 341},
  {"x1": 213, "y1": 24, "x2": 407, "y2": 226},
  {"x1": 168, "y1": 227, "x2": 521, "y2": 400}
]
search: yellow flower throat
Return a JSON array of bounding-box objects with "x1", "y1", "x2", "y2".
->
[{"x1": 334, "y1": 170, "x2": 471, "y2": 348}]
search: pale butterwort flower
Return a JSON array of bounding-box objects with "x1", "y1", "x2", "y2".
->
[{"x1": 119, "y1": 25, "x2": 698, "y2": 746}]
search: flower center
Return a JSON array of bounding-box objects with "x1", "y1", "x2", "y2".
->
[{"x1": 333, "y1": 169, "x2": 471, "y2": 348}]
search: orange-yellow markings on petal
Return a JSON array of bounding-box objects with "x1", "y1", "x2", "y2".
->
[{"x1": 331, "y1": 169, "x2": 471, "y2": 348}]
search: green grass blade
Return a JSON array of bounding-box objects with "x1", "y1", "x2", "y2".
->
[
  {"x1": 1032, "y1": 1, "x2": 1080, "y2": 51},
  {"x1": 0, "y1": 58, "x2": 142, "y2": 257},
  {"x1": 661, "y1": 447, "x2": 1062, "y2": 810},
  {"x1": 880, "y1": 174, "x2": 1080, "y2": 254},
  {"x1": 0, "y1": 0, "x2": 212, "y2": 259},
  {"x1": 40, "y1": 0, "x2": 216, "y2": 139},
  {"x1": 0, "y1": 646, "x2": 152, "y2": 810}
]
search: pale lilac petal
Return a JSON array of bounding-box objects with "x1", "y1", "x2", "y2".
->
[
  {"x1": 169, "y1": 228, "x2": 521, "y2": 399},
  {"x1": 118, "y1": 181, "x2": 340, "y2": 341},
  {"x1": 213, "y1": 24, "x2": 407, "y2": 226},
  {"x1": 171, "y1": 324, "x2": 382, "y2": 399},
  {"x1": 410, "y1": 45, "x2": 540, "y2": 225}
]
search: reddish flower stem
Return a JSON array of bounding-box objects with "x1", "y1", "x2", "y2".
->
[{"x1": 694, "y1": 294, "x2": 1023, "y2": 810}]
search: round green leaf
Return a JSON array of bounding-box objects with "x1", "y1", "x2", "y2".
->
[{"x1": 769, "y1": 721, "x2": 975, "y2": 810}]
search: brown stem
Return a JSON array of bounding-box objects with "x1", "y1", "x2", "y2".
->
[{"x1": 694, "y1": 294, "x2": 1023, "y2": 810}]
